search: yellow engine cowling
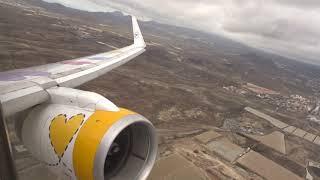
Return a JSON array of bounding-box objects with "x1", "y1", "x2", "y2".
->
[{"x1": 21, "y1": 88, "x2": 157, "y2": 180}]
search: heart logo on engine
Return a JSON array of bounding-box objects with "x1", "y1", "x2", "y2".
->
[{"x1": 49, "y1": 114, "x2": 85, "y2": 158}]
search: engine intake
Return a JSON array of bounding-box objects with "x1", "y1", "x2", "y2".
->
[{"x1": 100, "y1": 119, "x2": 156, "y2": 180}]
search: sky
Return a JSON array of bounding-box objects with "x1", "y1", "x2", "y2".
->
[{"x1": 44, "y1": 0, "x2": 320, "y2": 64}]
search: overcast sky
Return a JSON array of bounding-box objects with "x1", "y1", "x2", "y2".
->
[{"x1": 44, "y1": 0, "x2": 320, "y2": 64}]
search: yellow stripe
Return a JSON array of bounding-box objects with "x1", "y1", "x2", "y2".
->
[{"x1": 73, "y1": 108, "x2": 135, "y2": 180}]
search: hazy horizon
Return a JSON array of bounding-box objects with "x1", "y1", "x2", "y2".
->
[{"x1": 43, "y1": 0, "x2": 320, "y2": 65}]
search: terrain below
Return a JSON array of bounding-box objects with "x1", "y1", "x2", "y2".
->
[{"x1": 1, "y1": 0, "x2": 320, "y2": 179}]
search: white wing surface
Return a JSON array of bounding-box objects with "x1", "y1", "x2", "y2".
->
[{"x1": 0, "y1": 16, "x2": 146, "y2": 117}]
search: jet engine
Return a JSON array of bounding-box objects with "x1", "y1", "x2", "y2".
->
[{"x1": 20, "y1": 87, "x2": 157, "y2": 180}]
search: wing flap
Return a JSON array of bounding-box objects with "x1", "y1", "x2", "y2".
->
[
  {"x1": 29, "y1": 77, "x2": 58, "y2": 89},
  {"x1": 0, "y1": 81, "x2": 36, "y2": 95},
  {"x1": 0, "y1": 85, "x2": 49, "y2": 116}
]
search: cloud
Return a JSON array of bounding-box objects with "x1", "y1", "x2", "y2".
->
[{"x1": 43, "y1": 0, "x2": 320, "y2": 63}]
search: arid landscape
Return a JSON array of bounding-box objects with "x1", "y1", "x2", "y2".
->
[{"x1": 1, "y1": 0, "x2": 320, "y2": 179}]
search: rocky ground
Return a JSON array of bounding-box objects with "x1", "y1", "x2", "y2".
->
[{"x1": 1, "y1": 0, "x2": 320, "y2": 179}]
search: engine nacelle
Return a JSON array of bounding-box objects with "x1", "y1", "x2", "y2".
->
[{"x1": 21, "y1": 87, "x2": 157, "y2": 180}]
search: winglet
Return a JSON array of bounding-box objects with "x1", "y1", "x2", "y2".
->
[{"x1": 132, "y1": 16, "x2": 146, "y2": 48}]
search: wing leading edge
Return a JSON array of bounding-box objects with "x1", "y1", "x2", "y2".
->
[{"x1": 0, "y1": 16, "x2": 146, "y2": 117}]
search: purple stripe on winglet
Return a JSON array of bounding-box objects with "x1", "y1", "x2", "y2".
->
[{"x1": 0, "y1": 70, "x2": 50, "y2": 81}]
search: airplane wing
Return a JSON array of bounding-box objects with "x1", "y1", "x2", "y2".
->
[{"x1": 0, "y1": 16, "x2": 146, "y2": 117}]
